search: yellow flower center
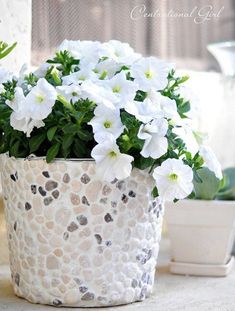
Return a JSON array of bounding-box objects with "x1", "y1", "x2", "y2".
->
[
  {"x1": 72, "y1": 91, "x2": 78, "y2": 97},
  {"x1": 104, "y1": 121, "x2": 112, "y2": 128},
  {"x1": 145, "y1": 70, "x2": 153, "y2": 79},
  {"x1": 168, "y1": 173, "x2": 178, "y2": 181},
  {"x1": 112, "y1": 85, "x2": 121, "y2": 93},
  {"x1": 108, "y1": 150, "x2": 117, "y2": 158},
  {"x1": 36, "y1": 94, "x2": 44, "y2": 103}
]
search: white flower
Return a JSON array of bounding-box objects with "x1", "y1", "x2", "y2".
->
[
  {"x1": 91, "y1": 136, "x2": 134, "y2": 181},
  {"x1": 153, "y1": 158, "x2": 194, "y2": 201},
  {"x1": 62, "y1": 67, "x2": 97, "y2": 85},
  {"x1": 34, "y1": 63, "x2": 50, "y2": 78},
  {"x1": 93, "y1": 59, "x2": 121, "y2": 79},
  {"x1": 102, "y1": 40, "x2": 141, "y2": 65},
  {"x1": 199, "y1": 145, "x2": 222, "y2": 179},
  {"x1": 89, "y1": 104, "x2": 124, "y2": 143},
  {"x1": 138, "y1": 119, "x2": 168, "y2": 159},
  {"x1": 6, "y1": 88, "x2": 44, "y2": 137},
  {"x1": 100, "y1": 71, "x2": 138, "y2": 107},
  {"x1": 80, "y1": 80, "x2": 118, "y2": 107},
  {"x1": 58, "y1": 40, "x2": 102, "y2": 64},
  {"x1": 125, "y1": 98, "x2": 159, "y2": 123},
  {"x1": 131, "y1": 57, "x2": 170, "y2": 91},
  {"x1": 0, "y1": 67, "x2": 12, "y2": 84},
  {"x1": 146, "y1": 89, "x2": 177, "y2": 119},
  {"x1": 25, "y1": 78, "x2": 57, "y2": 119},
  {"x1": 56, "y1": 84, "x2": 81, "y2": 103}
]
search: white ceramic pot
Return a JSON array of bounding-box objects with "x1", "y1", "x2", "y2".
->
[
  {"x1": 0, "y1": 154, "x2": 163, "y2": 307},
  {"x1": 165, "y1": 199, "x2": 235, "y2": 276}
]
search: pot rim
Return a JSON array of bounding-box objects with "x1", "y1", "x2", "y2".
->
[
  {"x1": 170, "y1": 198, "x2": 235, "y2": 206},
  {"x1": 1, "y1": 153, "x2": 95, "y2": 163}
]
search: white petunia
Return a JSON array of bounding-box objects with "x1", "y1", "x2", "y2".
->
[
  {"x1": 93, "y1": 59, "x2": 121, "y2": 79},
  {"x1": 6, "y1": 88, "x2": 44, "y2": 137},
  {"x1": 199, "y1": 145, "x2": 222, "y2": 179},
  {"x1": 146, "y1": 89, "x2": 178, "y2": 119},
  {"x1": 102, "y1": 40, "x2": 141, "y2": 65},
  {"x1": 34, "y1": 63, "x2": 50, "y2": 78},
  {"x1": 91, "y1": 136, "x2": 134, "y2": 181},
  {"x1": 138, "y1": 119, "x2": 168, "y2": 159},
  {"x1": 80, "y1": 80, "x2": 118, "y2": 107},
  {"x1": 131, "y1": 57, "x2": 170, "y2": 91},
  {"x1": 62, "y1": 67, "x2": 97, "y2": 85},
  {"x1": 100, "y1": 71, "x2": 138, "y2": 107},
  {"x1": 125, "y1": 98, "x2": 159, "y2": 123},
  {"x1": 58, "y1": 40, "x2": 103, "y2": 64},
  {"x1": 89, "y1": 104, "x2": 124, "y2": 143},
  {"x1": 56, "y1": 84, "x2": 82, "y2": 103},
  {"x1": 153, "y1": 158, "x2": 194, "y2": 201},
  {"x1": 25, "y1": 78, "x2": 57, "y2": 119},
  {"x1": 0, "y1": 67, "x2": 12, "y2": 92}
]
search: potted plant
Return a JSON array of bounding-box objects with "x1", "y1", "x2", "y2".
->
[
  {"x1": 165, "y1": 167, "x2": 235, "y2": 277},
  {"x1": 0, "y1": 39, "x2": 220, "y2": 307}
]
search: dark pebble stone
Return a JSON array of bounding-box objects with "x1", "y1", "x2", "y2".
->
[
  {"x1": 25, "y1": 202, "x2": 32, "y2": 211},
  {"x1": 94, "y1": 234, "x2": 102, "y2": 245},
  {"x1": 105, "y1": 240, "x2": 112, "y2": 247},
  {"x1": 141, "y1": 272, "x2": 148, "y2": 283},
  {"x1": 77, "y1": 215, "x2": 88, "y2": 226},
  {"x1": 111, "y1": 201, "x2": 117, "y2": 208},
  {"x1": 111, "y1": 178, "x2": 118, "y2": 184},
  {"x1": 38, "y1": 186, "x2": 47, "y2": 197},
  {"x1": 128, "y1": 190, "x2": 136, "y2": 198},
  {"x1": 82, "y1": 196, "x2": 90, "y2": 206},
  {"x1": 80, "y1": 173, "x2": 90, "y2": 184},
  {"x1": 121, "y1": 194, "x2": 128, "y2": 203},
  {"x1": 63, "y1": 173, "x2": 70, "y2": 183},
  {"x1": 53, "y1": 299, "x2": 63, "y2": 306},
  {"x1": 100, "y1": 197, "x2": 108, "y2": 204},
  {"x1": 52, "y1": 190, "x2": 60, "y2": 199},
  {"x1": 10, "y1": 174, "x2": 16, "y2": 182},
  {"x1": 44, "y1": 197, "x2": 53, "y2": 206},
  {"x1": 67, "y1": 221, "x2": 79, "y2": 232},
  {"x1": 45, "y1": 180, "x2": 58, "y2": 191},
  {"x1": 81, "y1": 292, "x2": 95, "y2": 301},
  {"x1": 15, "y1": 273, "x2": 20, "y2": 286},
  {"x1": 116, "y1": 180, "x2": 125, "y2": 190},
  {"x1": 14, "y1": 222, "x2": 17, "y2": 231},
  {"x1": 79, "y1": 286, "x2": 88, "y2": 293},
  {"x1": 63, "y1": 232, "x2": 69, "y2": 240},
  {"x1": 42, "y1": 171, "x2": 50, "y2": 178},
  {"x1": 31, "y1": 185, "x2": 37, "y2": 194},
  {"x1": 131, "y1": 279, "x2": 138, "y2": 288},
  {"x1": 104, "y1": 213, "x2": 113, "y2": 223}
]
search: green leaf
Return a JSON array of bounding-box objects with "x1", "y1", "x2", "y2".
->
[
  {"x1": 0, "y1": 42, "x2": 17, "y2": 59},
  {"x1": 47, "y1": 126, "x2": 58, "y2": 141},
  {"x1": 134, "y1": 157, "x2": 155, "y2": 170},
  {"x1": 62, "y1": 134, "x2": 74, "y2": 151},
  {"x1": 193, "y1": 167, "x2": 221, "y2": 200},
  {"x1": 62, "y1": 123, "x2": 78, "y2": 134},
  {"x1": 217, "y1": 167, "x2": 235, "y2": 200},
  {"x1": 46, "y1": 142, "x2": 60, "y2": 163},
  {"x1": 29, "y1": 133, "x2": 46, "y2": 153}
]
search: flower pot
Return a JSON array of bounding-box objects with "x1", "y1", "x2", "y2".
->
[
  {"x1": 0, "y1": 154, "x2": 163, "y2": 307},
  {"x1": 165, "y1": 199, "x2": 235, "y2": 276}
]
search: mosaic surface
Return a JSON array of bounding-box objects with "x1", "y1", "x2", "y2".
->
[{"x1": 0, "y1": 154, "x2": 163, "y2": 307}]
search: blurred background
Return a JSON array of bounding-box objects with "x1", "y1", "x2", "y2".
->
[{"x1": 0, "y1": 0, "x2": 235, "y2": 168}]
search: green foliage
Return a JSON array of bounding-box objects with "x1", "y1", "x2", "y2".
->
[
  {"x1": 0, "y1": 41, "x2": 17, "y2": 59},
  {"x1": 216, "y1": 168, "x2": 235, "y2": 200},
  {"x1": 193, "y1": 167, "x2": 221, "y2": 200}
]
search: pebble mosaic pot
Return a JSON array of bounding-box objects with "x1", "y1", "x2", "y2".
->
[{"x1": 0, "y1": 154, "x2": 164, "y2": 307}]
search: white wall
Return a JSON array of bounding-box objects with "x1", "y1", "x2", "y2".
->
[{"x1": 0, "y1": 0, "x2": 32, "y2": 72}]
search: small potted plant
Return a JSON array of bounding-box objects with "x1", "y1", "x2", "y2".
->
[
  {"x1": 165, "y1": 166, "x2": 235, "y2": 277},
  {"x1": 0, "y1": 39, "x2": 220, "y2": 306}
]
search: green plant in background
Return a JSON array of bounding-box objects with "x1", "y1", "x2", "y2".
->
[
  {"x1": 0, "y1": 41, "x2": 17, "y2": 60},
  {"x1": 192, "y1": 167, "x2": 235, "y2": 200}
]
